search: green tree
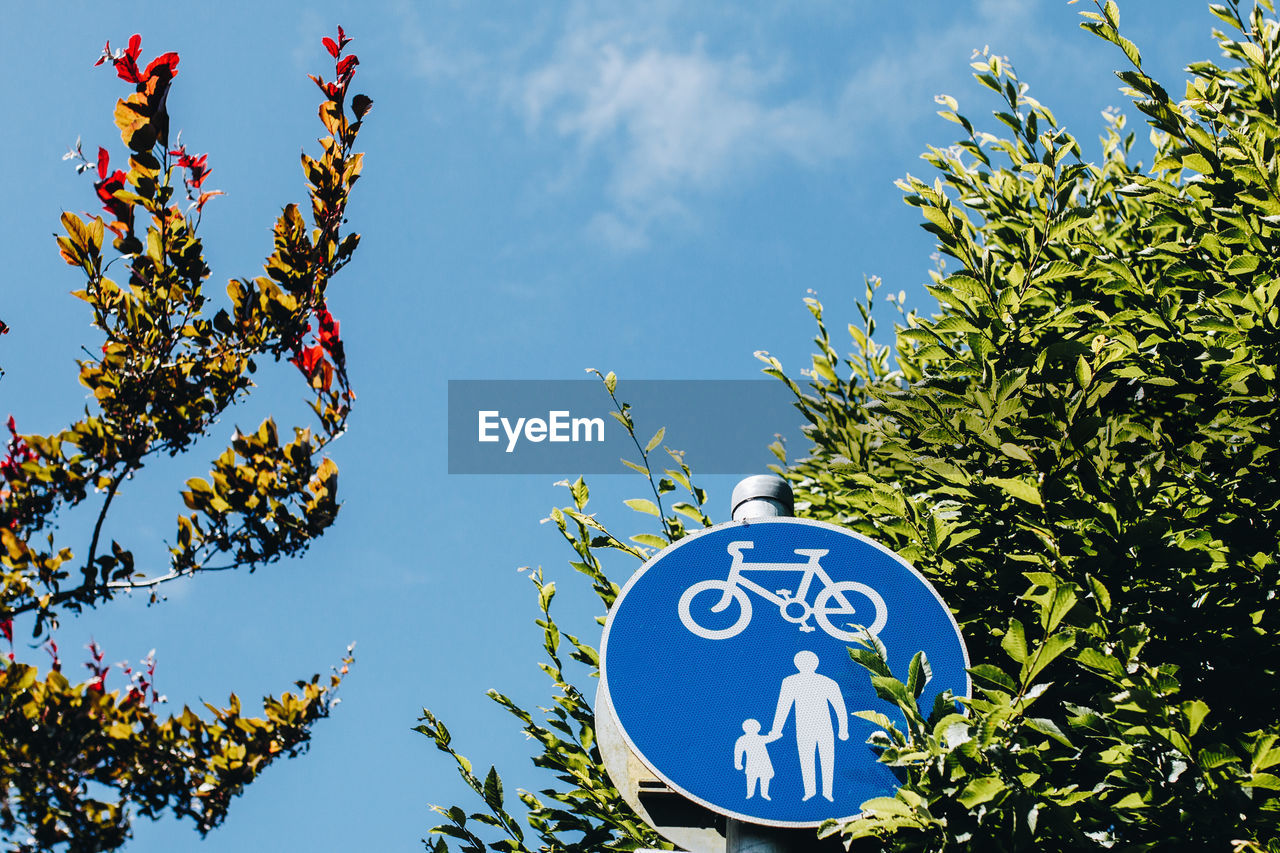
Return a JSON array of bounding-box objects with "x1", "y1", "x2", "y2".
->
[
  {"x1": 420, "y1": 2, "x2": 1280, "y2": 851},
  {"x1": 0, "y1": 27, "x2": 369, "y2": 852}
]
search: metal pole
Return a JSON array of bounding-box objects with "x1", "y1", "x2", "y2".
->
[{"x1": 726, "y1": 475, "x2": 803, "y2": 853}]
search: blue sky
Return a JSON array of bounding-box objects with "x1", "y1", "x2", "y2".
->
[{"x1": 3, "y1": 1, "x2": 1211, "y2": 849}]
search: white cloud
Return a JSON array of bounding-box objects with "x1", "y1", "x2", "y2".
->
[
  {"x1": 399, "y1": 1, "x2": 1066, "y2": 251},
  {"x1": 518, "y1": 21, "x2": 845, "y2": 249}
]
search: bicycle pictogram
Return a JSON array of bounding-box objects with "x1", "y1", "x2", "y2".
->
[{"x1": 677, "y1": 540, "x2": 888, "y2": 641}]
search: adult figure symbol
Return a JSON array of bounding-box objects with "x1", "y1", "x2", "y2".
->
[{"x1": 767, "y1": 650, "x2": 848, "y2": 802}]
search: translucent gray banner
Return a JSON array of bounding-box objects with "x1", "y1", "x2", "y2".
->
[{"x1": 447, "y1": 380, "x2": 809, "y2": 474}]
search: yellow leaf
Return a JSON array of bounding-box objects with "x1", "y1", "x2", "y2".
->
[{"x1": 113, "y1": 95, "x2": 150, "y2": 139}]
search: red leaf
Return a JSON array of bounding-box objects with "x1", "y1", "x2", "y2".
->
[
  {"x1": 290, "y1": 345, "x2": 325, "y2": 376},
  {"x1": 336, "y1": 54, "x2": 359, "y2": 79},
  {"x1": 322, "y1": 36, "x2": 340, "y2": 58},
  {"x1": 317, "y1": 307, "x2": 341, "y2": 349},
  {"x1": 114, "y1": 34, "x2": 144, "y2": 83},
  {"x1": 308, "y1": 74, "x2": 332, "y2": 96},
  {"x1": 337, "y1": 26, "x2": 351, "y2": 49},
  {"x1": 195, "y1": 190, "x2": 224, "y2": 212},
  {"x1": 96, "y1": 147, "x2": 110, "y2": 180},
  {"x1": 143, "y1": 51, "x2": 180, "y2": 81}
]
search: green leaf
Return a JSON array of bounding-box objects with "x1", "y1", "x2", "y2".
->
[
  {"x1": 1074, "y1": 355, "x2": 1093, "y2": 388},
  {"x1": 862, "y1": 796, "x2": 914, "y2": 818},
  {"x1": 1076, "y1": 647, "x2": 1125, "y2": 679},
  {"x1": 907, "y1": 651, "x2": 933, "y2": 698},
  {"x1": 999, "y1": 442, "x2": 1032, "y2": 462},
  {"x1": 986, "y1": 476, "x2": 1043, "y2": 506},
  {"x1": 1102, "y1": 0, "x2": 1121, "y2": 28},
  {"x1": 1245, "y1": 773, "x2": 1280, "y2": 790},
  {"x1": 644, "y1": 427, "x2": 666, "y2": 453},
  {"x1": 1252, "y1": 736, "x2": 1280, "y2": 772},
  {"x1": 569, "y1": 476, "x2": 589, "y2": 509},
  {"x1": 623, "y1": 498, "x2": 660, "y2": 517},
  {"x1": 969, "y1": 664, "x2": 1017, "y2": 693},
  {"x1": 1022, "y1": 631, "x2": 1074, "y2": 684},
  {"x1": 870, "y1": 675, "x2": 918, "y2": 714},
  {"x1": 1086, "y1": 574, "x2": 1111, "y2": 613},
  {"x1": 958, "y1": 776, "x2": 1006, "y2": 808},
  {"x1": 1026, "y1": 717, "x2": 1074, "y2": 747},
  {"x1": 848, "y1": 646, "x2": 893, "y2": 679},
  {"x1": 482, "y1": 765, "x2": 503, "y2": 807},
  {"x1": 1182, "y1": 699, "x2": 1209, "y2": 736},
  {"x1": 1198, "y1": 746, "x2": 1240, "y2": 769},
  {"x1": 1002, "y1": 618, "x2": 1028, "y2": 664},
  {"x1": 538, "y1": 581, "x2": 556, "y2": 614},
  {"x1": 1113, "y1": 792, "x2": 1147, "y2": 809},
  {"x1": 1227, "y1": 254, "x2": 1261, "y2": 274}
]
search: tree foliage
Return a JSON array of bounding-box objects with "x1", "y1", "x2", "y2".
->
[
  {"x1": 0, "y1": 26, "x2": 369, "y2": 852},
  {"x1": 422, "y1": 3, "x2": 1280, "y2": 851}
]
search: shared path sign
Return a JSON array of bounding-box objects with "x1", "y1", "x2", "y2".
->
[{"x1": 600, "y1": 517, "x2": 970, "y2": 828}]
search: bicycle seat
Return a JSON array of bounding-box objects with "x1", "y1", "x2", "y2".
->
[{"x1": 792, "y1": 549, "x2": 829, "y2": 559}]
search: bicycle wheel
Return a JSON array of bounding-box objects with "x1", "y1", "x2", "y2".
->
[
  {"x1": 678, "y1": 580, "x2": 752, "y2": 640},
  {"x1": 814, "y1": 581, "x2": 888, "y2": 641}
]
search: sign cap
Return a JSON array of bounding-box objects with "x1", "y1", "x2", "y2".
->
[{"x1": 730, "y1": 475, "x2": 793, "y2": 519}]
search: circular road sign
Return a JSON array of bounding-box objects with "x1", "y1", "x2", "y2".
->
[{"x1": 600, "y1": 516, "x2": 970, "y2": 828}]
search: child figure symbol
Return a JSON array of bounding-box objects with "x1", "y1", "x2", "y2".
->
[{"x1": 733, "y1": 719, "x2": 781, "y2": 799}]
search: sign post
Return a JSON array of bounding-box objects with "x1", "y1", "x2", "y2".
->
[{"x1": 598, "y1": 476, "x2": 969, "y2": 851}]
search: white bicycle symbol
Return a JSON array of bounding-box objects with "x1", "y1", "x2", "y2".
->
[{"x1": 677, "y1": 540, "x2": 888, "y2": 641}]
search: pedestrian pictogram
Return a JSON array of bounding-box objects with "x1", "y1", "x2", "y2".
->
[{"x1": 600, "y1": 517, "x2": 969, "y2": 828}]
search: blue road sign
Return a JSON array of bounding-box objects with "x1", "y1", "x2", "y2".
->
[{"x1": 600, "y1": 517, "x2": 970, "y2": 828}]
